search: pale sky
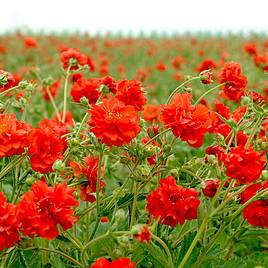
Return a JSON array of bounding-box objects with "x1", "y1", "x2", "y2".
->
[{"x1": 1, "y1": 0, "x2": 268, "y2": 34}]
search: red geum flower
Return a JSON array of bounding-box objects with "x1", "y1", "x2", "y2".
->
[
  {"x1": 71, "y1": 77, "x2": 101, "y2": 104},
  {"x1": 146, "y1": 176, "x2": 200, "y2": 227},
  {"x1": 161, "y1": 92, "x2": 212, "y2": 147},
  {"x1": 101, "y1": 76, "x2": 117, "y2": 94},
  {"x1": 196, "y1": 59, "x2": 217, "y2": 72},
  {"x1": 199, "y1": 69, "x2": 213, "y2": 84},
  {"x1": 0, "y1": 69, "x2": 17, "y2": 94},
  {"x1": 220, "y1": 62, "x2": 247, "y2": 102},
  {"x1": 0, "y1": 113, "x2": 31, "y2": 158},
  {"x1": 253, "y1": 54, "x2": 268, "y2": 71},
  {"x1": 24, "y1": 37, "x2": 37, "y2": 48},
  {"x1": 202, "y1": 179, "x2": 220, "y2": 198},
  {"x1": 156, "y1": 61, "x2": 167, "y2": 71},
  {"x1": 42, "y1": 79, "x2": 61, "y2": 101},
  {"x1": 0, "y1": 192, "x2": 20, "y2": 251},
  {"x1": 115, "y1": 80, "x2": 146, "y2": 111},
  {"x1": 171, "y1": 55, "x2": 185, "y2": 70},
  {"x1": 133, "y1": 225, "x2": 151, "y2": 243},
  {"x1": 88, "y1": 96, "x2": 140, "y2": 146},
  {"x1": 69, "y1": 156, "x2": 105, "y2": 202},
  {"x1": 60, "y1": 48, "x2": 88, "y2": 70},
  {"x1": 91, "y1": 257, "x2": 136, "y2": 268},
  {"x1": 223, "y1": 146, "x2": 266, "y2": 184},
  {"x1": 211, "y1": 101, "x2": 248, "y2": 146},
  {"x1": 244, "y1": 42, "x2": 257, "y2": 55},
  {"x1": 142, "y1": 104, "x2": 160, "y2": 122},
  {"x1": 240, "y1": 181, "x2": 268, "y2": 228},
  {"x1": 18, "y1": 180, "x2": 78, "y2": 240},
  {"x1": 28, "y1": 119, "x2": 67, "y2": 174}
]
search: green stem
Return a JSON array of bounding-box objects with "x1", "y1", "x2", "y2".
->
[
  {"x1": 44, "y1": 86, "x2": 61, "y2": 121},
  {"x1": 129, "y1": 181, "x2": 139, "y2": 229},
  {"x1": 195, "y1": 83, "x2": 225, "y2": 105},
  {"x1": 62, "y1": 66, "x2": 71, "y2": 123},
  {"x1": 245, "y1": 112, "x2": 266, "y2": 148},
  {"x1": 0, "y1": 155, "x2": 25, "y2": 182},
  {"x1": 142, "y1": 128, "x2": 172, "y2": 148},
  {"x1": 166, "y1": 77, "x2": 200, "y2": 104},
  {"x1": 81, "y1": 232, "x2": 110, "y2": 265},
  {"x1": 0, "y1": 85, "x2": 20, "y2": 97},
  {"x1": 151, "y1": 233, "x2": 174, "y2": 268},
  {"x1": 23, "y1": 247, "x2": 84, "y2": 267}
]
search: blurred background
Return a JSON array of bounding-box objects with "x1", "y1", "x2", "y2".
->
[{"x1": 1, "y1": 0, "x2": 268, "y2": 35}]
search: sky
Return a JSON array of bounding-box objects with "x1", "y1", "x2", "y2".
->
[{"x1": 1, "y1": 0, "x2": 268, "y2": 35}]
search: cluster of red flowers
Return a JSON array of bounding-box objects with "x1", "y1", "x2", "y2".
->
[
  {"x1": 88, "y1": 96, "x2": 141, "y2": 146},
  {"x1": 28, "y1": 118, "x2": 68, "y2": 173},
  {"x1": 211, "y1": 101, "x2": 248, "y2": 146},
  {"x1": 91, "y1": 257, "x2": 136, "y2": 268},
  {"x1": 60, "y1": 48, "x2": 94, "y2": 71},
  {"x1": 146, "y1": 176, "x2": 200, "y2": 227},
  {"x1": 0, "y1": 114, "x2": 31, "y2": 158},
  {"x1": 0, "y1": 181, "x2": 78, "y2": 250},
  {"x1": 0, "y1": 192, "x2": 20, "y2": 251},
  {"x1": 220, "y1": 62, "x2": 247, "y2": 102},
  {"x1": 161, "y1": 92, "x2": 212, "y2": 147},
  {"x1": 69, "y1": 156, "x2": 105, "y2": 202},
  {"x1": 240, "y1": 181, "x2": 268, "y2": 228},
  {"x1": 223, "y1": 146, "x2": 266, "y2": 184},
  {"x1": 18, "y1": 180, "x2": 78, "y2": 239}
]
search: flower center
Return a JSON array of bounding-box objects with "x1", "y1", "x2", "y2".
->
[{"x1": 106, "y1": 111, "x2": 123, "y2": 120}]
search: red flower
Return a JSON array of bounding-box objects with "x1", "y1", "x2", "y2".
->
[
  {"x1": 60, "y1": 48, "x2": 88, "y2": 70},
  {"x1": 199, "y1": 70, "x2": 213, "y2": 84},
  {"x1": 220, "y1": 62, "x2": 247, "y2": 102},
  {"x1": 28, "y1": 119, "x2": 67, "y2": 174},
  {"x1": 42, "y1": 80, "x2": 61, "y2": 101},
  {"x1": 0, "y1": 192, "x2": 20, "y2": 251},
  {"x1": 244, "y1": 43, "x2": 257, "y2": 55},
  {"x1": 71, "y1": 77, "x2": 101, "y2": 104},
  {"x1": 240, "y1": 182, "x2": 268, "y2": 228},
  {"x1": 171, "y1": 55, "x2": 185, "y2": 70},
  {"x1": 18, "y1": 180, "x2": 78, "y2": 240},
  {"x1": 91, "y1": 257, "x2": 136, "y2": 268},
  {"x1": 146, "y1": 176, "x2": 200, "y2": 227},
  {"x1": 202, "y1": 179, "x2": 220, "y2": 198},
  {"x1": 223, "y1": 146, "x2": 266, "y2": 184},
  {"x1": 88, "y1": 96, "x2": 140, "y2": 146},
  {"x1": 254, "y1": 54, "x2": 268, "y2": 71},
  {"x1": 211, "y1": 101, "x2": 248, "y2": 146},
  {"x1": 142, "y1": 105, "x2": 160, "y2": 122},
  {"x1": 101, "y1": 76, "x2": 117, "y2": 94},
  {"x1": 0, "y1": 70, "x2": 18, "y2": 94},
  {"x1": 115, "y1": 80, "x2": 146, "y2": 111},
  {"x1": 161, "y1": 92, "x2": 212, "y2": 147},
  {"x1": 69, "y1": 156, "x2": 105, "y2": 202},
  {"x1": 197, "y1": 59, "x2": 217, "y2": 72},
  {"x1": 0, "y1": 113, "x2": 31, "y2": 158},
  {"x1": 24, "y1": 37, "x2": 37, "y2": 48},
  {"x1": 133, "y1": 225, "x2": 151, "y2": 243},
  {"x1": 156, "y1": 61, "x2": 167, "y2": 72}
]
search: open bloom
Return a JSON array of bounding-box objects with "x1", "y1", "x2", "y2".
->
[
  {"x1": 71, "y1": 77, "x2": 101, "y2": 104},
  {"x1": 0, "y1": 192, "x2": 20, "y2": 251},
  {"x1": 115, "y1": 79, "x2": 147, "y2": 111},
  {"x1": 18, "y1": 180, "x2": 78, "y2": 240},
  {"x1": 0, "y1": 113, "x2": 31, "y2": 158},
  {"x1": 240, "y1": 182, "x2": 268, "y2": 228},
  {"x1": 161, "y1": 92, "x2": 212, "y2": 147},
  {"x1": 223, "y1": 146, "x2": 266, "y2": 184},
  {"x1": 28, "y1": 119, "x2": 67, "y2": 173},
  {"x1": 146, "y1": 176, "x2": 200, "y2": 227},
  {"x1": 220, "y1": 62, "x2": 247, "y2": 102},
  {"x1": 69, "y1": 156, "x2": 105, "y2": 202},
  {"x1": 88, "y1": 96, "x2": 140, "y2": 146},
  {"x1": 60, "y1": 48, "x2": 88, "y2": 70}
]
